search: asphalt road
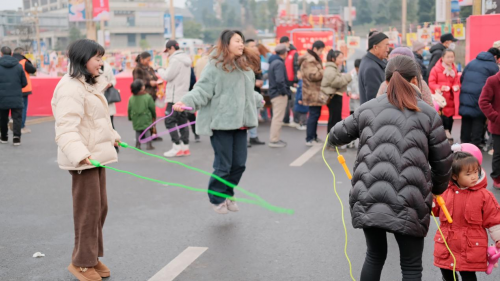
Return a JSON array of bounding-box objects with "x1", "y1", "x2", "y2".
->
[{"x1": 1, "y1": 115, "x2": 499, "y2": 281}]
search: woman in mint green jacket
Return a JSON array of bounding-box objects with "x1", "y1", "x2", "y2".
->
[{"x1": 173, "y1": 30, "x2": 263, "y2": 214}]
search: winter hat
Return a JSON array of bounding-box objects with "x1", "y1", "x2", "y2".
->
[
  {"x1": 368, "y1": 32, "x2": 389, "y2": 50},
  {"x1": 412, "y1": 41, "x2": 426, "y2": 52},
  {"x1": 493, "y1": 40, "x2": 500, "y2": 50},
  {"x1": 388, "y1": 47, "x2": 415, "y2": 60}
]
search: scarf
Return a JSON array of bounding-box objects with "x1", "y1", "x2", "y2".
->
[{"x1": 442, "y1": 61, "x2": 455, "y2": 78}]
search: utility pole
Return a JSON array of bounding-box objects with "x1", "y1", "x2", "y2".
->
[
  {"x1": 445, "y1": 0, "x2": 452, "y2": 25},
  {"x1": 325, "y1": 0, "x2": 328, "y2": 15},
  {"x1": 286, "y1": 0, "x2": 291, "y2": 21},
  {"x1": 169, "y1": 0, "x2": 175, "y2": 40},
  {"x1": 402, "y1": 0, "x2": 407, "y2": 45},
  {"x1": 348, "y1": 0, "x2": 353, "y2": 30},
  {"x1": 472, "y1": 0, "x2": 482, "y2": 15},
  {"x1": 85, "y1": 0, "x2": 96, "y2": 40},
  {"x1": 33, "y1": 3, "x2": 40, "y2": 59},
  {"x1": 302, "y1": 0, "x2": 307, "y2": 14}
]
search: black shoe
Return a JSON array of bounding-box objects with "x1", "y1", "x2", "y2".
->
[
  {"x1": 249, "y1": 137, "x2": 265, "y2": 145},
  {"x1": 13, "y1": 137, "x2": 20, "y2": 146},
  {"x1": 247, "y1": 142, "x2": 252, "y2": 148},
  {"x1": 153, "y1": 137, "x2": 163, "y2": 142},
  {"x1": 195, "y1": 135, "x2": 200, "y2": 143},
  {"x1": 0, "y1": 137, "x2": 7, "y2": 144}
]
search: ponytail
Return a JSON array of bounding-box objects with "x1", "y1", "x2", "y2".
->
[
  {"x1": 135, "y1": 51, "x2": 151, "y2": 64},
  {"x1": 385, "y1": 56, "x2": 421, "y2": 112}
]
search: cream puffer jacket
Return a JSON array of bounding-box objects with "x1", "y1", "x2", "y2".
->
[{"x1": 51, "y1": 74, "x2": 121, "y2": 170}]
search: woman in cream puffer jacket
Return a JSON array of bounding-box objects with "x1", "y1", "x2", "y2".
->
[{"x1": 51, "y1": 39, "x2": 120, "y2": 281}]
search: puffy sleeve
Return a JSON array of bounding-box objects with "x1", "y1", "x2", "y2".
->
[
  {"x1": 427, "y1": 111, "x2": 453, "y2": 195},
  {"x1": 181, "y1": 64, "x2": 217, "y2": 111}
]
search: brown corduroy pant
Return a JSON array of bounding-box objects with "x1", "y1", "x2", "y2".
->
[{"x1": 69, "y1": 167, "x2": 107, "y2": 268}]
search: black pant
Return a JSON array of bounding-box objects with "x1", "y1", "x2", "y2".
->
[
  {"x1": 441, "y1": 115, "x2": 454, "y2": 133},
  {"x1": 187, "y1": 113, "x2": 198, "y2": 137},
  {"x1": 492, "y1": 134, "x2": 500, "y2": 181},
  {"x1": 460, "y1": 116, "x2": 486, "y2": 147},
  {"x1": 361, "y1": 228, "x2": 424, "y2": 281},
  {"x1": 440, "y1": 269, "x2": 477, "y2": 281},
  {"x1": 208, "y1": 130, "x2": 247, "y2": 204},
  {"x1": 327, "y1": 95, "x2": 343, "y2": 134},
  {"x1": 0, "y1": 108, "x2": 22, "y2": 138},
  {"x1": 306, "y1": 106, "x2": 322, "y2": 142},
  {"x1": 165, "y1": 103, "x2": 189, "y2": 145}
]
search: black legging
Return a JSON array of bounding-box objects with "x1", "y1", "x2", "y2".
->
[
  {"x1": 441, "y1": 269, "x2": 477, "y2": 281},
  {"x1": 327, "y1": 95, "x2": 343, "y2": 134},
  {"x1": 361, "y1": 228, "x2": 424, "y2": 281}
]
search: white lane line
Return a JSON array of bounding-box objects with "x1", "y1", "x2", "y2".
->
[
  {"x1": 290, "y1": 144, "x2": 323, "y2": 167},
  {"x1": 148, "y1": 247, "x2": 208, "y2": 281}
]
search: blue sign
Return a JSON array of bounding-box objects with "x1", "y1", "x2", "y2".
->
[
  {"x1": 451, "y1": 0, "x2": 460, "y2": 13},
  {"x1": 164, "y1": 14, "x2": 183, "y2": 38}
]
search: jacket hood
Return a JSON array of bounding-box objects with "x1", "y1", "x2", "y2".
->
[
  {"x1": 0, "y1": 55, "x2": 20, "y2": 68},
  {"x1": 268, "y1": 54, "x2": 281, "y2": 64},
  {"x1": 325, "y1": 61, "x2": 338, "y2": 69},
  {"x1": 449, "y1": 169, "x2": 488, "y2": 191},
  {"x1": 298, "y1": 50, "x2": 322, "y2": 67},
  {"x1": 12, "y1": 53, "x2": 28, "y2": 62},
  {"x1": 476, "y1": 51, "x2": 496, "y2": 62},
  {"x1": 171, "y1": 51, "x2": 192, "y2": 67},
  {"x1": 430, "y1": 43, "x2": 446, "y2": 54}
]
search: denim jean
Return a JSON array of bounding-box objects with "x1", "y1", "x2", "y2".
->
[
  {"x1": 22, "y1": 96, "x2": 28, "y2": 128},
  {"x1": 306, "y1": 106, "x2": 322, "y2": 142},
  {"x1": 208, "y1": 130, "x2": 248, "y2": 204}
]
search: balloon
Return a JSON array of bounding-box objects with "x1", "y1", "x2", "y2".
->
[
  {"x1": 461, "y1": 143, "x2": 483, "y2": 165},
  {"x1": 433, "y1": 100, "x2": 440, "y2": 112}
]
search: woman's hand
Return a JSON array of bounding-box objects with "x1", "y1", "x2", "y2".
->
[
  {"x1": 150, "y1": 81, "x2": 157, "y2": 87},
  {"x1": 173, "y1": 102, "x2": 187, "y2": 112},
  {"x1": 114, "y1": 141, "x2": 119, "y2": 147},
  {"x1": 106, "y1": 83, "x2": 112, "y2": 89},
  {"x1": 255, "y1": 79, "x2": 264, "y2": 88},
  {"x1": 80, "y1": 157, "x2": 92, "y2": 165}
]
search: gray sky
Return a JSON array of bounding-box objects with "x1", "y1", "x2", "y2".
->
[{"x1": 1, "y1": 0, "x2": 187, "y2": 11}]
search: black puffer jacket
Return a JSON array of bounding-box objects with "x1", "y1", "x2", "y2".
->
[
  {"x1": 0, "y1": 55, "x2": 27, "y2": 109},
  {"x1": 328, "y1": 94, "x2": 453, "y2": 237}
]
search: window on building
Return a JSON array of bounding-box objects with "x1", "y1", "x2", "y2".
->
[
  {"x1": 141, "y1": 34, "x2": 146, "y2": 40},
  {"x1": 23, "y1": 0, "x2": 31, "y2": 10},
  {"x1": 50, "y1": 0, "x2": 56, "y2": 3},
  {"x1": 127, "y1": 34, "x2": 136, "y2": 47},
  {"x1": 126, "y1": 15, "x2": 135, "y2": 26}
]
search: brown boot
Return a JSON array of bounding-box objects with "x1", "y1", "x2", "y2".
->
[
  {"x1": 68, "y1": 264, "x2": 102, "y2": 281},
  {"x1": 94, "y1": 260, "x2": 110, "y2": 278},
  {"x1": 146, "y1": 142, "x2": 155, "y2": 150},
  {"x1": 135, "y1": 141, "x2": 141, "y2": 149}
]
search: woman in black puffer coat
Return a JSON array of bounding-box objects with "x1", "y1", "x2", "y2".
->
[{"x1": 328, "y1": 56, "x2": 453, "y2": 281}]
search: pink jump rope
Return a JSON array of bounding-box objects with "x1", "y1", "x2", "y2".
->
[{"x1": 138, "y1": 106, "x2": 194, "y2": 144}]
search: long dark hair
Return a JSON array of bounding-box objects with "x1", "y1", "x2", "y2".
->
[
  {"x1": 135, "y1": 51, "x2": 151, "y2": 64},
  {"x1": 385, "y1": 56, "x2": 420, "y2": 112},
  {"x1": 327, "y1": 50, "x2": 342, "y2": 62},
  {"x1": 212, "y1": 30, "x2": 260, "y2": 73},
  {"x1": 68, "y1": 39, "x2": 105, "y2": 85}
]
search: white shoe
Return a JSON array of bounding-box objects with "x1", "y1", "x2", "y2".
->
[
  {"x1": 21, "y1": 127, "x2": 31, "y2": 134},
  {"x1": 296, "y1": 125, "x2": 307, "y2": 131},
  {"x1": 163, "y1": 143, "x2": 184, "y2": 157},
  {"x1": 284, "y1": 121, "x2": 298, "y2": 128},
  {"x1": 181, "y1": 142, "x2": 190, "y2": 156},
  {"x1": 306, "y1": 141, "x2": 313, "y2": 147},
  {"x1": 226, "y1": 199, "x2": 239, "y2": 212},
  {"x1": 212, "y1": 201, "x2": 229, "y2": 214}
]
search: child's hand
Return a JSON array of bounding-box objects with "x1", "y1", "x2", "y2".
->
[
  {"x1": 453, "y1": 85, "x2": 460, "y2": 92},
  {"x1": 441, "y1": 85, "x2": 450, "y2": 92}
]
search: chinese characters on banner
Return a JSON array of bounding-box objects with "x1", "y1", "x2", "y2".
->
[
  {"x1": 93, "y1": 0, "x2": 110, "y2": 21},
  {"x1": 68, "y1": 0, "x2": 86, "y2": 22},
  {"x1": 483, "y1": 0, "x2": 500, "y2": 14},
  {"x1": 292, "y1": 32, "x2": 335, "y2": 58}
]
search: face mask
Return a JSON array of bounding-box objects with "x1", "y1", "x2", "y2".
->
[{"x1": 449, "y1": 43, "x2": 456, "y2": 50}]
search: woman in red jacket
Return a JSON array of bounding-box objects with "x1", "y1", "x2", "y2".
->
[
  {"x1": 429, "y1": 49, "x2": 461, "y2": 143},
  {"x1": 433, "y1": 148, "x2": 500, "y2": 281},
  {"x1": 479, "y1": 72, "x2": 500, "y2": 189}
]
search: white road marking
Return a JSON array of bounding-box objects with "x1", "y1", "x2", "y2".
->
[
  {"x1": 148, "y1": 247, "x2": 208, "y2": 281},
  {"x1": 290, "y1": 144, "x2": 323, "y2": 167}
]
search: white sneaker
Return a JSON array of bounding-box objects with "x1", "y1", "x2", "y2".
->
[
  {"x1": 306, "y1": 141, "x2": 313, "y2": 147},
  {"x1": 212, "y1": 201, "x2": 229, "y2": 214},
  {"x1": 269, "y1": 140, "x2": 287, "y2": 148},
  {"x1": 21, "y1": 127, "x2": 31, "y2": 134},
  {"x1": 284, "y1": 121, "x2": 298, "y2": 128},
  {"x1": 296, "y1": 125, "x2": 307, "y2": 131},
  {"x1": 163, "y1": 143, "x2": 183, "y2": 157},
  {"x1": 181, "y1": 142, "x2": 190, "y2": 156},
  {"x1": 226, "y1": 199, "x2": 239, "y2": 212}
]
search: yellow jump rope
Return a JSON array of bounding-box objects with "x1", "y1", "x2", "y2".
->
[{"x1": 321, "y1": 135, "x2": 457, "y2": 281}]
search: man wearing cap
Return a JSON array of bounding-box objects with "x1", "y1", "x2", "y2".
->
[
  {"x1": 359, "y1": 31, "x2": 389, "y2": 104},
  {"x1": 427, "y1": 33, "x2": 458, "y2": 80},
  {"x1": 280, "y1": 36, "x2": 300, "y2": 127},
  {"x1": 268, "y1": 44, "x2": 292, "y2": 148},
  {"x1": 158, "y1": 39, "x2": 193, "y2": 157},
  {"x1": 412, "y1": 41, "x2": 428, "y2": 82}
]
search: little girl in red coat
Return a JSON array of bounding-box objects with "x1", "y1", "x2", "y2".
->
[
  {"x1": 433, "y1": 145, "x2": 500, "y2": 281},
  {"x1": 429, "y1": 49, "x2": 461, "y2": 143}
]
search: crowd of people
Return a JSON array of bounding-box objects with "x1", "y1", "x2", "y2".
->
[{"x1": 3, "y1": 27, "x2": 500, "y2": 281}]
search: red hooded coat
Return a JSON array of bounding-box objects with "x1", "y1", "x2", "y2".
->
[
  {"x1": 428, "y1": 58, "x2": 461, "y2": 118},
  {"x1": 432, "y1": 172, "x2": 500, "y2": 272}
]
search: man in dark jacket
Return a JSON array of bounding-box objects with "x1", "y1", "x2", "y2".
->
[
  {"x1": 460, "y1": 48, "x2": 500, "y2": 146},
  {"x1": 479, "y1": 71, "x2": 500, "y2": 189},
  {"x1": 280, "y1": 36, "x2": 300, "y2": 127},
  {"x1": 359, "y1": 31, "x2": 389, "y2": 104},
  {"x1": 245, "y1": 39, "x2": 266, "y2": 147},
  {"x1": 13, "y1": 47, "x2": 36, "y2": 134},
  {"x1": 268, "y1": 44, "x2": 291, "y2": 148},
  {"x1": 0, "y1": 46, "x2": 27, "y2": 146},
  {"x1": 427, "y1": 33, "x2": 457, "y2": 81},
  {"x1": 412, "y1": 41, "x2": 428, "y2": 82}
]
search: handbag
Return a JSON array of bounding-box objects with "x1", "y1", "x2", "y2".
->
[{"x1": 104, "y1": 86, "x2": 121, "y2": 104}]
